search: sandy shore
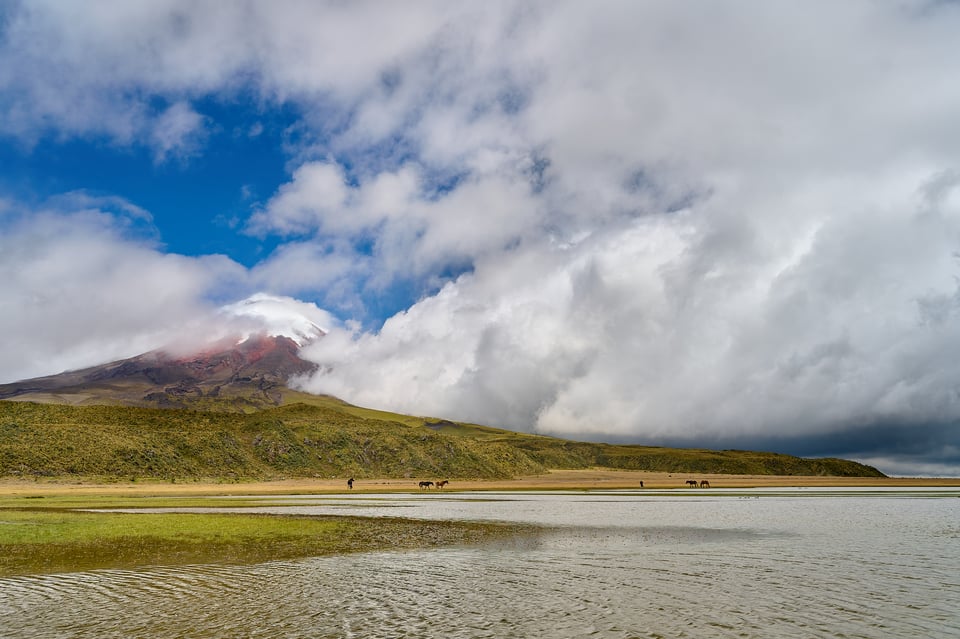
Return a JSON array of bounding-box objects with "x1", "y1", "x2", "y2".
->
[{"x1": 0, "y1": 468, "x2": 957, "y2": 497}]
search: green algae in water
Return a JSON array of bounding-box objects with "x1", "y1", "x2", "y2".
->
[{"x1": 0, "y1": 508, "x2": 527, "y2": 576}]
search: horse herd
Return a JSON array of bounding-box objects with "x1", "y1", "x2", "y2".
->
[
  {"x1": 349, "y1": 478, "x2": 450, "y2": 489},
  {"x1": 351, "y1": 478, "x2": 710, "y2": 489},
  {"x1": 418, "y1": 479, "x2": 708, "y2": 489}
]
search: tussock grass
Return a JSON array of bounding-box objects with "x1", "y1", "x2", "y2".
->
[{"x1": 0, "y1": 400, "x2": 884, "y2": 480}]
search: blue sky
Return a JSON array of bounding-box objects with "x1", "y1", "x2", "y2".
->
[
  {"x1": 0, "y1": 99, "x2": 288, "y2": 266},
  {"x1": 3, "y1": 1, "x2": 960, "y2": 476}
]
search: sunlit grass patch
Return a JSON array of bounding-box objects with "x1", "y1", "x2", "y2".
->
[
  {"x1": 0, "y1": 494, "x2": 293, "y2": 511},
  {"x1": 0, "y1": 508, "x2": 527, "y2": 577}
]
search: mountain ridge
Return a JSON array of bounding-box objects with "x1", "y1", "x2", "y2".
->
[
  {"x1": 0, "y1": 400, "x2": 886, "y2": 480},
  {"x1": 0, "y1": 333, "x2": 318, "y2": 412}
]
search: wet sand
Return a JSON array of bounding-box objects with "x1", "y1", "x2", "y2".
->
[{"x1": 1, "y1": 468, "x2": 957, "y2": 497}]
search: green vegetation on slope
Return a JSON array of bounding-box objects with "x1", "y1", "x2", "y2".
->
[{"x1": 0, "y1": 400, "x2": 885, "y2": 480}]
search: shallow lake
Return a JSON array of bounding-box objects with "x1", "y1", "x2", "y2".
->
[{"x1": 1, "y1": 487, "x2": 958, "y2": 638}]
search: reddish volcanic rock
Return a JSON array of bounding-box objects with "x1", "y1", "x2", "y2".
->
[{"x1": 0, "y1": 333, "x2": 320, "y2": 411}]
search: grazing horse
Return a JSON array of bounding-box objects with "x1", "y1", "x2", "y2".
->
[
  {"x1": 435, "y1": 480, "x2": 449, "y2": 489},
  {"x1": 686, "y1": 480, "x2": 698, "y2": 487},
  {"x1": 699, "y1": 480, "x2": 710, "y2": 488},
  {"x1": 418, "y1": 480, "x2": 434, "y2": 489}
]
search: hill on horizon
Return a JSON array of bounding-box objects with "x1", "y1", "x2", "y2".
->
[
  {"x1": 0, "y1": 331, "x2": 886, "y2": 480},
  {"x1": 0, "y1": 400, "x2": 885, "y2": 480}
]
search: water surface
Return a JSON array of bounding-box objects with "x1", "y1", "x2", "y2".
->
[{"x1": 1, "y1": 488, "x2": 957, "y2": 638}]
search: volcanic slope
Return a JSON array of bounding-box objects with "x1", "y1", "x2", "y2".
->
[
  {"x1": 0, "y1": 334, "x2": 317, "y2": 412},
  {"x1": 0, "y1": 399, "x2": 885, "y2": 480}
]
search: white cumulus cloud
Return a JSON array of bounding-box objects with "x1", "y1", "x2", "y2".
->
[
  {"x1": 0, "y1": 203, "x2": 245, "y2": 382},
  {"x1": 4, "y1": 1, "x2": 960, "y2": 473}
]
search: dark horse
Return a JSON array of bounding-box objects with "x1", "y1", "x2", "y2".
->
[
  {"x1": 418, "y1": 481, "x2": 434, "y2": 489},
  {"x1": 686, "y1": 480, "x2": 698, "y2": 487},
  {"x1": 435, "y1": 480, "x2": 449, "y2": 489},
  {"x1": 347, "y1": 477, "x2": 354, "y2": 489}
]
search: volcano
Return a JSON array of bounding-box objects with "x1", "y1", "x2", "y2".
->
[
  {"x1": 0, "y1": 333, "x2": 321, "y2": 411},
  {"x1": 0, "y1": 293, "x2": 333, "y2": 411}
]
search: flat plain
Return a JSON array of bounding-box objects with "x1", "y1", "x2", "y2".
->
[{"x1": 1, "y1": 468, "x2": 957, "y2": 497}]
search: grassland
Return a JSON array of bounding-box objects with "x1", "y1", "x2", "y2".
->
[
  {"x1": 0, "y1": 494, "x2": 529, "y2": 576},
  {"x1": 1, "y1": 470, "x2": 952, "y2": 577},
  {"x1": 0, "y1": 398, "x2": 885, "y2": 481}
]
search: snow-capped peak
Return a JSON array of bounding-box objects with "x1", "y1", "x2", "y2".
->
[{"x1": 219, "y1": 293, "x2": 330, "y2": 346}]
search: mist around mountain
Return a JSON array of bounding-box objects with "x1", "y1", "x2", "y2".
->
[
  {"x1": 0, "y1": 350, "x2": 885, "y2": 480},
  {"x1": 0, "y1": 292, "x2": 332, "y2": 411},
  {"x1": 0, "y1": 333, "x2": 317, "y2": 412},
  {"x1": 0, "y1": 293, "x2": 885, "y2": 480}
]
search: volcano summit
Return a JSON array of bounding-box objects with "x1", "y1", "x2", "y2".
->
[{"x1": 0, "y1": 294, "x2": 328, "y2": 411}]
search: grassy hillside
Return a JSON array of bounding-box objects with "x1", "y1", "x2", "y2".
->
[{"x1": 0, "y1": 400, "x2": 885, "y2": 480}]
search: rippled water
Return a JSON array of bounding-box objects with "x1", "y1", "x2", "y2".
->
[{"x1": 1, "y1": 488, "x2": 958, "y2": 638}]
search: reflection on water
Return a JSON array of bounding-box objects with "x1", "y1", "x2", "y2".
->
[{"x1": 1, "y1": 489, "x2": 958, "y2": 638}]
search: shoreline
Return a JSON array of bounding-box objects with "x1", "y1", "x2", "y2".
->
[{"x1": 1, "y1": 468, "x2": 958, "y2": 496}]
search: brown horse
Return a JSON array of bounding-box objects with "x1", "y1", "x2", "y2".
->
[
  {"x1": 686, "y1": 480, "x2": 698, "y2": 487},
  {"x1": 435, "y1": 480, "x2": 449, "y2": 489},
  {"x1": 699, "y1": 480, "x2": 710, "y2": 488},
  {"x1": 418, "y1": 481, "x2": 434, "y2": 489}
]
